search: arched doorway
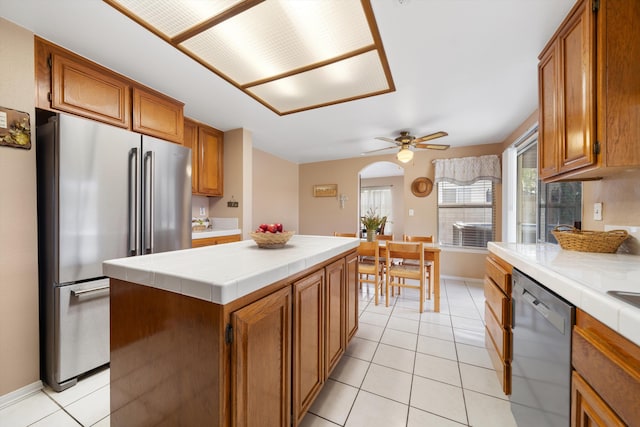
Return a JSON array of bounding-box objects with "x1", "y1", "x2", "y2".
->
[{"x1": 359, "y1": 162, "x2": 405, "y2": 238}]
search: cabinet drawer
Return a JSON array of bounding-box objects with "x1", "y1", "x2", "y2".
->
[
  {"x1": 572, "y1": 310, "x2": 640, "y2": 426},
  {"x1": 484, "y1": 277, "x2": 511, "y2": 327},
  {"x1": 485, "y1": 328, "x2": 511, "y2": 395},
  {"x1": 485, "y1": 256, "x2": 512, "y2": 295},
  {"x1": 485, "y1": 302, "x2": 511, "y2": 361}
]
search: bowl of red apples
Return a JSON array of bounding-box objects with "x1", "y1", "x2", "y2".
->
[{"x1": 250, "y1": 223, "x2": 295, "y2": 248}]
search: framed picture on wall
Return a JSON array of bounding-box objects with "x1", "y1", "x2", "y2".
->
[
  {"x1": 0, "y1": 107, "x2": 31, "y2": 150},
  {"x1": 313, "y1": 184, "x2": 338, "y2": 197}
]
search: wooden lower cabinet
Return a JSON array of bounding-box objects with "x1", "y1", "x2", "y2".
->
[
  {"x1": 483, "y1": 253, "x2": 513, "y2": 395},
  {"x1": 292, "y1": 270, "x2": 324, "y2": 425},
  {"x1": 232, "y1": 286, "x2": 292, "y2": 427},
  {"x1": 110, "y1": 249, "x2": 358, "y2": 427},
  {"x1": 345, "y1": 251, "x2": 359, "y2": 341},
  {"x1": 191, "y1": 233, "x2": 241, "y2": 248},
  {"x1": 571, "y1": 309, "x2": 640, "y2": 427},
  {"x1": 571, "y1": 371, "x2": 624, "y2": 427},
  {"x1": 325, "y1": 259, "x2": 346, "y2": 377}
]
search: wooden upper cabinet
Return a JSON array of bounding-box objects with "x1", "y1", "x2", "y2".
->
[
  {"x1": 538, "y1": 0, "x2": 640, "y2": 181},
  {"x1": 50, "y1": 52, "x2": 131, "y2": 129},
  {"x1": 198, "y1": 125, "x2": 224, "y2": 196},
  {"x1": 132, "y1": 87, "x2": 184, "y2": 144},
  {"x1": 597, "y1": 0, "x2": 640, "y2": 169},
  {"x1": 183, "y1": 118, "x2": 198, "y2": 193},
  {"x1": 36, "y1": 37, "x2": 184, "y2": 143},
  {"x1": 538, "y1": 0, "x2": 596, "y2": 181}
]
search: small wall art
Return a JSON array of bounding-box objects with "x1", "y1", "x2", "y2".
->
[
  {"x1": 313, "y1": 184, "x2": 338, "y2": 197},
  {"x1": 0, "y1": 107, "x2": 31, "y2": 150}
]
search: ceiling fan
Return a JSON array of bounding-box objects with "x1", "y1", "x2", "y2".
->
[{"x1": 364, "y1": 131, "x2": 450, "y2": 163}]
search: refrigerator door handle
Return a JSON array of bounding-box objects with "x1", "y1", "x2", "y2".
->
[
  {"x1": 129, "y1": 148, "x2": 139, "y2": 256},
  {"x1": 143, "y1": 150, "x2": 155, "y2": 254}
]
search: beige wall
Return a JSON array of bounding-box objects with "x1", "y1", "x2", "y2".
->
[
  {"x1": 252, "y1": 148, "x2": 299, "y2": 233},
  {"x1": 299, "y1": 143, "x2": 504, "y2": 279},
  {"x1": 0, "y1": 18, "x2": 40, "y2": 396},
  {"x1": 210, "y1": 129, "x2": 252, "y2": 237},
  {"x1": 582, "y1": 169, "x2": 640, "y2": 230}
]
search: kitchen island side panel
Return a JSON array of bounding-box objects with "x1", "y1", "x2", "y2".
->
[{"x1": 110, "y1": 279, "x2": 225, "y2": 426}]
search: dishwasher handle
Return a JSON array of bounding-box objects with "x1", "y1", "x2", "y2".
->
[{"x1": 520, "y1": 287, "x2": 566, "y2": 335}]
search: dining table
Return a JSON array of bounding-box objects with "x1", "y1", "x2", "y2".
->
[{"x1": 373, "y1": 240, "x2": 442, "y2": 313}]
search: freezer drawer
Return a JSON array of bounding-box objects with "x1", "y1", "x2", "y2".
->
[{"x1": 53, "y1": 279, "x2": 110, "y2": 389}]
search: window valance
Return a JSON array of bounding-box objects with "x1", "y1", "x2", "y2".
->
[{"x1": 433, "y1": 154, "x2": 501, "y2": 185}]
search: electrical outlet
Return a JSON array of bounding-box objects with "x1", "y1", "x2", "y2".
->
[
  {"x1": 409, "y1": 209, "x2": 414, "y2": 216},
  {"x1": 593, "y1": 202, "x2": 603, "y2": 221},
  {"x1": 199, "y1": 207, "x2": 206, "y2": 216}
]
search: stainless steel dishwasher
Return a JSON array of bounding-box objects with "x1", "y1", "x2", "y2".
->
[{"x1": 510, "y1": 268, "x2": 575, "y2": 427}]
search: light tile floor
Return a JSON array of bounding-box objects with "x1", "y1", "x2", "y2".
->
[{"x1": 0, "y1": 278, "x2": 522, "y2": 426}]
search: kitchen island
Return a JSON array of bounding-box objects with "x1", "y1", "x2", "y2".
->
[{"x1": 103, "y1": 235, "x2": 360, "y2": 427}]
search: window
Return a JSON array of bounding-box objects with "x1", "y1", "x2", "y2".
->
[
  {"x1": 360, "y1": 186, "x2": 393, "y2": 234},
  {"x1": 516, "y1": 139, "x2": 582, "y2": 243},
  {"x1": 438, "y1": 180, "x2": 495, "y2": 248}
]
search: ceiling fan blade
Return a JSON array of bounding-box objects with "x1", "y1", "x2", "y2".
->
[
  {"x1": 415, "y1": 143, "x2": 450, "y2": 150},
  {"x1": 374, "y1": 136, "x2": 397, "y2": 144},
  {"x1": 413, "y1": 131, "x2": 448, "y2": 143},
  {"x1": 362, "y1": 146, "x2": 398, "y2": 155}
]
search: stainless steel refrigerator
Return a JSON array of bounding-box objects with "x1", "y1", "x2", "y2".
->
[{"x1": 36, "y1": 112, "x2": 191, "y2": 391}]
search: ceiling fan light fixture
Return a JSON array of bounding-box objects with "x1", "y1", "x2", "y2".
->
[{"x1": 397, "y1": 147, "x2": 414, "y2": 163}]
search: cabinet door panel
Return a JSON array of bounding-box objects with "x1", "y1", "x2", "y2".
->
[
  {"x1": 600, "y1": 0, "x2": 640, "y2": 168},
  {"x1": 183, "y1": 119, "x2": 198, "y2": 193},
  {"x1": 232, "y1": 287, "x2": 291, "y2": 427},
  {"x1": 538, "y1": 45, "x2": 559, "y2": 179},
  {"x1": 571, "y1": 371, "x2": 624, "y2": 427},
  {"x1": 51, "y1": 53, "x2": 131, "y2": 128},
  {"x1": 558, "y1": 2, "x2": 595, "y2": 173},
  {"x1": 345, "y1": 251, "x2": 359, "y2": 342},
  {"x1": 293, "y1": 270, "x2": 324, "y2": 425},
  {"x1": 198, "y1": 126, "x2": 224, "y2": 196},
  {"x1": 133, "y1": 88, "x2": 184, "y2": 144},
  {"x1": 325, "y1": 259, "x2": 345, "y2": 377}
]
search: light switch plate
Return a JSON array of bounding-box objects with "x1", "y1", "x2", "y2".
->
[
  {"x1": 409, "y1": 209, "x2": 414, "y2": 216},
  {"x1": 593, "y1": 202, "x2": 603, "y2": 221}
]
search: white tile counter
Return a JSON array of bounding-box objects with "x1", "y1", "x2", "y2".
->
[
  {"x1": 103, "y1": 235, "x2": 359, "y2": 305},
  {"x1": 489, "y1": 242, "x2": 640, "y2": 346}
]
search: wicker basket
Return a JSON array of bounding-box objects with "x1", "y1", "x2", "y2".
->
[
  {"x1": 249, "y1": 231, "x2": 295, "y2": 249},
  {"x1": 192, "y1": 224, "x2": 207, "y2": 232},
  {"x1": 551, "y1": 225, "x2": 628, "y2": 253}
]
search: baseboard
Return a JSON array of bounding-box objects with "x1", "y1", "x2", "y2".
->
[
  {"x1": 0, "y1": 380, "x2": 43, "y2": 410},
  {"x1": 441, "y1": 275, "x2": 483, "y2": 287}
]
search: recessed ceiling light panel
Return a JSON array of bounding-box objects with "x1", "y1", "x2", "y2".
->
[{"x1": 104, "y1": 0, "x2": 394, "y2": 115}]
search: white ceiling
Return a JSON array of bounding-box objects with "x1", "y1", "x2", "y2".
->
[{"x1": 1, "y1": 0, "x2": 574, "y2": 164}]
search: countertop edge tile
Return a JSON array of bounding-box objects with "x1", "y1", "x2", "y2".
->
[
  {"x1": 103, "y1": 235, "x2": 359, "y2": 306},
  {"x1": 192, "y1": 229, "x2": 242, "y2": 239}
]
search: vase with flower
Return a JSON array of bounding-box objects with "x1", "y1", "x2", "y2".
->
[{"x1": 361, "y1": 208, "x2": 383, "y2": 242}]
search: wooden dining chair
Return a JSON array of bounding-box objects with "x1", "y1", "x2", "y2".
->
[
  {"x1": 358, "y1": 241, "x2": 383, "y2": 305},
  {"x1": 334, "y1": 232, "x2": 357, "y2": 237},
  {"x1": 385, "y1": 241, "x2": 426, "y2": 312},
  {"x1": 402, "y1": 235, "x2": 434, "y2": 300},
  {"x1": 376, "y1": 234, "x2": 393, "y2": 241}
]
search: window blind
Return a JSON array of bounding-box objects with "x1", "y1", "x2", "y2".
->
[{"x1": 438, "y1": 180, "x2": 496, "y2": 248}]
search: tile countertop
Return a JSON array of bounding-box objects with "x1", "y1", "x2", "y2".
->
[
  {"x1": 103, "y1": 235, "x2": 360, "y2": 305},
  {"x1": 191, "y1": 228, "x2": 242, "y2": 239},
  {"x1": 488, "y1": 242, "x2": 640, "y2": 346}
]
